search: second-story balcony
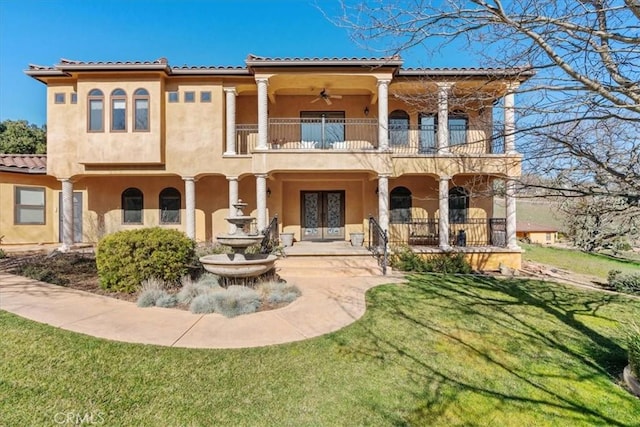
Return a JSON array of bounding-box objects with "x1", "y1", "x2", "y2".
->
[{"x1": 234, "y1": 119, "x2": 508, "y2": 155}]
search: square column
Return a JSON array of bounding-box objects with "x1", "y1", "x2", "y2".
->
[
  {"x1": 377, "y1": 79, "x2": 390, "y2": 151},
  {"x1": 224, "y1": 88, "x2": 237, "y2": 155},
  {"x1": 256, "y1": 174, "x2": 268, "y2": 231},
  {"x1": 256, "y1": 78, "x2": 269, "y2": 150},
  {"x1": 183, "y1": 177, "x2": 196, "y2": 240},
  {"x1": 59, "y1": 178, "x2": 73, "y2": 250},
  {"x1": 506, "y1": 179, "x2": 519, "y2": 249},
  {"x1": 437, "y1": 83, "x2": 453, "y2": 154},
  {"x1": 227, "y1": 176, "x2": 238, "y2": 234},
  {"x1": 439, "y1": 176, "x2": 451, "y2": 250},
  {"x1": 378, "y1": 174, "x2": 390, "y2": 233}
]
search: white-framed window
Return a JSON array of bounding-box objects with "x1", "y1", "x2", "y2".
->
[{"x1": 15, "y1": 186, "x2": 45, "y2": 225}]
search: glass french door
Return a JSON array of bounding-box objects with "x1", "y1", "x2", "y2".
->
[{"x1": 301, "y1": 191, "x2": 345, "y2": 240}]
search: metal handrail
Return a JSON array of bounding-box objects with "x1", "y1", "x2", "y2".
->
[
  {"x1": 368, "y1": 216, "x2": 388, "y2": 275},
  {"x1": 260, "y1": 215, "x2": 279, "y2": 254}
]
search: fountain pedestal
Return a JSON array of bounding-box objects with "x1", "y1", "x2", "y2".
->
[{"x1": 199, "y1": 202, "x2": 277, "y2": 278}]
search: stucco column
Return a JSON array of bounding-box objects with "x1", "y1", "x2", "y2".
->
[
  {"x1": 183, "y1": 177, "x2": 196, "y2": 240},
  {"x1": 504, "y1": 84, "x2": 517, "y2": 154},
  {"x1": 377, "y1": 79, "x2": 390, "y2": 151},
  {"x1": 59, "y1": 178, "x2": 73, "y2": 250},
  {"x1": 256, "y1": 174, "x2": 268, "y2": 231},
  {"x1": 256, "y1": 78, "x2": 269, "y2": 150},
  {"x1": 506, "y1": 179, "x2": 519, "y2": 249},
  {"x1": 224, "y1": 88, "x2": 237, "y2": 155},
  {"x1": 378, "y1": 174, "x2": 390, "y2": 234},
  {"x1": 227, "y1": 176, "x2": 239, "y2": 234},
  {"x1": 437, "y1": 83, "x2": 453, "y2": 154},
  {"x1": 439, "y1": 175, "x2": 451, "y2": 250}
]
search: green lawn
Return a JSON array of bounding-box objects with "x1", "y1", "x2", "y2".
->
[
  {"x1": 2, "y1": 275, "x2": 640, "y2": 425},
  {"x1": 522, "y1": 243, "x2": 640, "y2": 280}
]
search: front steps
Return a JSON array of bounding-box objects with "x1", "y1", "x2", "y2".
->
[{"x1": 275, "y1": 241, "x2": 387, "y2": 277}]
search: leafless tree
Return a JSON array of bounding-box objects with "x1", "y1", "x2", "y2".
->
[{"x1": 337, "y1": 0, "x2": 640, "y2": 247}]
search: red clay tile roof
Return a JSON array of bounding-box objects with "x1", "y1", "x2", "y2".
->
[
  {"x1": 0, "y1": 154, "x2": 47, "y2": 174},
  {"x1": 516, "y1": 221, "x2": 557, "y2": 232}
]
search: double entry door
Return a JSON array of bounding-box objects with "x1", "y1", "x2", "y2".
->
[{"x1": 301, "y1": 191, "x2": 345, "y2": 241}]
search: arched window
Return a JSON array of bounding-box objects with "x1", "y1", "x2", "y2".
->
[
  {"x1": 87, "y1": 89, "x2": 104, "y2": 132},
  {"x1": 133, "y1": 88, "x2": 150, "y2": 131},
  {"x1": 449, "y1": 187, "x2": 469, "y2": 224},
  {"x1": 390, "y1": 186, "x2": 412, "y2": 223},
  {"x1": 122, "y1": 188, "x2": 143, "y2": 224},
  {"x1": 449, "y1": 110, "x2": 468, "y2": 145},
  {"x1": 389, "y1": 110, "x2": 409, "y2": 146},
  {"x1": 418, "y1": 113, "x2": 437, "y2": 153},
  {"x1": 110, "y1": 89, "x2": 127, "y2": 131},
  {"x1": 159, "y1": 187, "x2": 181, "y2": 224}
]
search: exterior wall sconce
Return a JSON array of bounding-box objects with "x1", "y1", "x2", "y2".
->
[
  {"x1": 267, "y1": 188, "x2": 271, "y2": 198},
  {"x1": 364, "y1": 106, "x2": 369, "y2": 116}
]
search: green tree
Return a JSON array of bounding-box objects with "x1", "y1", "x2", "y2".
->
[{"x1": 0, "y1": 120, "x2": 47, "y2": 154}]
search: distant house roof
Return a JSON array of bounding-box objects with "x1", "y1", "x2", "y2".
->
[
  {"x1": 516, "y1": 221, "x2": 557, "y2": 233},
  {"x1": 0, "y1": 154, "x2": 47, "y2": 174},
  {"x1": 25, "y1": 55, "x2": 535, "y2": 81}
]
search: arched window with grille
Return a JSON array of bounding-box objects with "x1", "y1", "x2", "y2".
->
[
  {"x1": 87, "y1": 89, "x2": 104, "y2": 132},
  {"x1": 122, "y1": 188, "x2": 143, "y2": 224},
  {"x1": 390, "y1": 186, "x2": 412, "y2": 223},
  {"x1": 159, "y1": 187, "x2": 181, "y2": 224},
  {"x1": 449, "y1": 186, "x2": 469, "y2": 224},
  {"x1": 110, "y1": 89, "x2": 127, "y2": 131},
  {"x1": 133, "y1": 88, "x2": 150, "y2": 131}
]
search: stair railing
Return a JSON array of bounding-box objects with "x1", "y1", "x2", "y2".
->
[
  {"x1": 368, "y1": 215, "x2": 388, "y2": 275},
  {"x1": 260, "y1": 215, "x2": 279, "y2": 254}
]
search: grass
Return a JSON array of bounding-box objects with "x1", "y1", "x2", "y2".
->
[
  {"x1": 522, "y1": 243, "x2": 640, "y2": 280},
  {"x1": 2, "y1": 275, "x2": 640, "y2": 425}
]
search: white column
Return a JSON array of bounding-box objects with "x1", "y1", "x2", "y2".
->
[
  {"x1": 183, "y1": 177, "x2": 195, "y2": 240},
  {"x1": 377, "y1": 79, "x2": 390, "y2": 151},
  {"x1": 439, "y1": 176, "x2": 451, "y2": 250},
  {"x1": 256, "y1": 78, "x2": 269, "y2": 150},
  {"x1": 437, "y1": 83, "x2": 453, "y2": 154},
  {"x1": 224, "y1": 88, "x2": 237, "y2": 155},
  {"x1": 378, "y1": 174, "x2": 390, "y2": 233},
  {"x1": 256, "y1": 174, "x2": 268, "y2": 231},
  {"x1": 227, "y1": 176, "x2": 238, "y2": 234},
  {"x1": 59, "y1": 178, "x2": 73, "y2": 250},
  {"x1": 506, "y1": 179, "x2": 519, "y2": 249},
  {"x1": 504, "y1": 85, "x2": 517, "y2": 154}
]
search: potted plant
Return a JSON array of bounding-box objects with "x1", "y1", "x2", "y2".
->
[
  {"x1": 280, "y1": 232, "x2": 294, "y2": 247},
  {"x1": 350, "y1": 232, "x2": 365, "y2": 247}
]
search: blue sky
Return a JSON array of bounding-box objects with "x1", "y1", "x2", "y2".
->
[{"x1": 0, "y1": 0, "x2": 470, "y2": 126}]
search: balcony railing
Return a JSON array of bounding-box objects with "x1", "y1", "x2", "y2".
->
[
  {"x1": 234, "y1": 121, "x2": 507, "y2": 155},
  {"x1": 388, "y1": 218, "x2": 507, "y2": 247}
]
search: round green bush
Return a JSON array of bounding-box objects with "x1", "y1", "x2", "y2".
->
[{"x1": 96, "y1": 228, "x2": 195, "y2": 293}]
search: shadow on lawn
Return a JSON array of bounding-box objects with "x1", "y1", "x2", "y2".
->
[{"x1": 333, "y1": 274, "x2": 638, "y2": 426}]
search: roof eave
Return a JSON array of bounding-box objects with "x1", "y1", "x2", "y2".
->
[
  {"x1": 0, "y1": 166, "x2": 46, "y2": 174},
  {"x1": 170, "y1": 68, "x2": 251, "y2": 76}
]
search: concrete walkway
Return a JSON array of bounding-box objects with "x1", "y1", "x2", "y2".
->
[{"x1": 0, "y1": 272, "x2": 405, "y2": 349}]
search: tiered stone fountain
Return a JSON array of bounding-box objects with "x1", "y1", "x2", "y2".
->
[{"x1": 199, "y1": 201, "x2": 277, "y2": 278}]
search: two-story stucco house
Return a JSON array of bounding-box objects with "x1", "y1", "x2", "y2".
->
[{"x1": 3, "y1": 55, "x2": 532, "y2": 269}]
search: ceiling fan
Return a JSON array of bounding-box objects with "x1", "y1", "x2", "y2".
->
[{"x1": 311, "y1": 88, "x2": 342, "y2": 105}]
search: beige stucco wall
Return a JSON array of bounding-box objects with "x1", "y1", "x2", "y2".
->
[{"x1": 0, "y1": 173, "x2": 60, "y2": 244}]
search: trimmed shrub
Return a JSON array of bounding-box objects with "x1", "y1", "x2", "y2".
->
[
  {"x1": 629, "y1": 324, "x2": 640, "y2": 379},
  {"x1": 212, "y1": 285, "x2": 261, "y2": 318},
  {"x1": 17, "y1": 264, "x2": 69, "y2": 286},
  {"x1": 257, "y1": 280, "x2": 301, "y2": 305},
  {"x1": 96, "y1": 227, "x2": 195, "y2": 293},
  {"x1": 608, "y1": 270, "x2": 640, "y2": 295},
  {"x1": 190, "y1": 293, "x2": 218, "y2": 314},
  {"x1": 390, "y1": 246, "x2": 472, "y2": 274}
]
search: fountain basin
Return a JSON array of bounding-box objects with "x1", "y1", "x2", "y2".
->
[
  {"x1": 216, "y1": 234, "x2": 263, "y2": 249},
  {"x1": 199, "y1": 253, "x2": 277, "y2": 278}
]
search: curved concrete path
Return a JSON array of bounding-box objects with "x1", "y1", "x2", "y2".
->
[{"x1": 0, "y1": 272, "x2": 404, "y2": 349}]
